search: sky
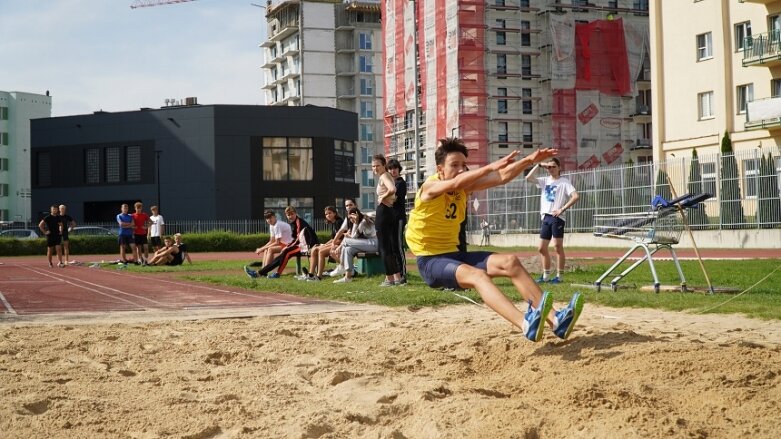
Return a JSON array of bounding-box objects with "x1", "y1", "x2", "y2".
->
[{"x1": 0, "y1": 0, "x2": 268, "y2": 117}]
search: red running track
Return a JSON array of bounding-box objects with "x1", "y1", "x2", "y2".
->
[{"x1": 0, "y1": 261, "x2": 325, "y2": 316}]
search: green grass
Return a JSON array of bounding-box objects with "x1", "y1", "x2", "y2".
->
[{"x1": 123, "y1": 256, "x2": 781, "y2": 320}]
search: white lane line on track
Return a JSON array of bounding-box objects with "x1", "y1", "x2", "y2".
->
[
  {"x1": 95, "y1": 267, "x2": 304, "y2": 304},
  {"x1": 0, "y1": 292, "x2": 17, "y2": 314},
  {"x1": 19, "y1": 265, "x2": 161, "y2": 307}
]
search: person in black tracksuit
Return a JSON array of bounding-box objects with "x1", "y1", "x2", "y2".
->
[
  {"x1": 387, "y1": 158, "x2": 408, "y2": 281},
  {"x1": 372, "y1": 154, "x2": 402, "y2": 286}
]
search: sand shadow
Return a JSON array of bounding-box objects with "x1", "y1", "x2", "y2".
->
[{"x1": 534, "y1": 330, "x2": 663, "y2": 362}]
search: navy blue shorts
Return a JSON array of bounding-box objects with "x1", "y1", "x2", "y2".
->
[
  {"x1": 540, "y1": 214, "x2": 565, "y2": 240},
  {"x1": 416, "y1": 251, "x2": 493, "y2": 290},
  {"x1": 118, "y1": 235, "x2": 133, "y2": 246}
]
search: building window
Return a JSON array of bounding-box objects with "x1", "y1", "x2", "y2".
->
[
  {"x1": 360, "y1": 123, "x2": 374, "y2": 141},
  {"x1": 520, "y1": 21, "x2": 531, "y2": 47},
  {"x1": 573, "y1": 0, "x2": 588, "y2": 12},
  {"x1": 0, "y1": 132, "x2": 8, "y2": 145},
  {"x1": 521, "y1": 55, "x2": 532, "y2": 77},
  {"x1": 495, "y1": 0, "x2": 505, "y2": 6},
  {"x1": 522, "y1": 122, "x2": 533, "y2": 144},
  {"x1": 697, "y1": 32, "x2": 712, "y2": 61},
  {"x1": 106, "y1": 147, "x2": 121, "y2": 183},
  {"x1": 497, "y1": 54, "x2": 507, "y2": 76},
  {"x1": 263, "y1": 197, "x2": 315, "y2": 224},
  {"x1": 359, "y1": 55, "x2": 373, "y2": 73},
  {"x1": 744, "y1": 158, "x2": 759, "y2": 198},
  {"x1": 0, "y1": 107, "x2": 7, "y2": 120},
  {"x1": 360, "y1": 100, "x2": 374, "y2": 118},
  {"x1": 85, "y1": 148, "x2": 100, "y2": 184},
  {"x1": 361, "y1": 169, "x2": 375, "y2": 187},
  {"x1": 735, "y1": 21, "x2": 752, "y2": 52},
  {"x1": 520, "y1": 0, "x2": 529, "y2": 6},
  {"x1": 0, "y1": 158, "x2": 8, "y2": 171},
  {"x1": 633, "y1": 0, "x2": 649, "y2": 15},
  {"x1": 37, "y1": 152, "x2": 51, "y2": 187},
  {"x1": 497, "y1": 87, "x2": 508, "y2": 114},
  {"x1": 498, "y1": 122, "x2": 508, "y2": 142},
  {"x1": 701, "y1": 162, "x2": 716, "y2": 197},
  {"x1": 698, "y1": 91, "x2": 714, "y2": 120},
  {"x1": 608, "y1": 0, "x2": 618, "y2": 7},
  {"x1": 361, "y1": 192, "x2": 376, "y2": 210},
  {"x1": 496, "y1": 31, "x2": 506, "y2": 46},
  {"x1": 0, "y1": 184, "x2": 7, "y2": 197},
  {"x1": 360, "y1": 146, "x2": 372, "y2": 165},
  {"x1": 334, "y1": 140, "x2": 355, "y2": 183},
  {"x1": 262, "y1": 137, "x2": 314, "y2": 181},
  {"x1": 126, "y1": 145, "x2": 141, "y2": 182},
  {"x1": 360, "y1": 78, "x2": 373, "y2": 95},
  {"x1": 772, "y1": 78, "x2": 781, "y2": 97},
  {"x1": 522, "y1": 88, "x2": 532, "y2": 114},
  {"x1": 736, "y1": 84, "x2": 753, "y2": 115},
  {"x1": 359, "y1": 32, "x2": 372, "y2": 50},
  {"x1": 770, "y1": 15, "x2": 781, "y2": 43}
]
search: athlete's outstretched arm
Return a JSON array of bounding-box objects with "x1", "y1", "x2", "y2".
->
[
  {"x1": 467, "y1": 148, "x2": 558, "y2": 192},
  {"x1": 419, "y1": 151, "x2": 519, "y2": 202}
]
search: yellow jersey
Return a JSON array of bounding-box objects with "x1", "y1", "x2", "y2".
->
[{"x1": 406, "y1": 175, "x2": 467, "y2": 256}]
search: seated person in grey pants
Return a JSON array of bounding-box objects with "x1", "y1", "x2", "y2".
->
[{"x1": 332, "y1": 207, "x2": 378, "y2": 283}]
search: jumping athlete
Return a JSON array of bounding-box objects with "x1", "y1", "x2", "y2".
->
[{"x1": 405, "y1": 138, "x2": 584, "y2": 342}]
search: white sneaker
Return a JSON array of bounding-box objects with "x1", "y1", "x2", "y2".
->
[
  {"x1": 333, "y1": 276, "x2": 352, "y2": 283},
  {"x1": 329, "y1": 265, "x2": 346, "y2": 277}
]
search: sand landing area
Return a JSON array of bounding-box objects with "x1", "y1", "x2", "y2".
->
[{"x1": 1, "y1": 303, "x2": 780, "y2": 438}]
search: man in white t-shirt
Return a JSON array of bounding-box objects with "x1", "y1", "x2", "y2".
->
[
  {"x1": 525, "y1": 157, "x2": 579, "y2": 284},
  {"x1": 244, "y1": 210, "x2": 293, "y2": 278},
  {"x1": 148, "y1": 205, "x2": 165, "y2": 251}
]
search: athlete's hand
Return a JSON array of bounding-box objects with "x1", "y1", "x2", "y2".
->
[{"x1": 529, "y1": 148, "x2": 558, "y2": 164}]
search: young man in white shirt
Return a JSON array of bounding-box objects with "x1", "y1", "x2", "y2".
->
[
  {"x1": 525, "y1": 157, "x2": 579, "y2": 284},
  {"x1": 148, "y1": 205, "x2": 165, "y2": 252},
  {"x1": 244, "y1": 210, "x2": 292, "y2": 277}
]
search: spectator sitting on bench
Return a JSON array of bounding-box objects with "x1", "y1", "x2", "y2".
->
[
  {"x1": 333, "y1": 207, "x2": 378, "y2": 283},
  {"x1": 246, "y1": 206, "x2": 318, "y2": 279},
  {"x1": 299, "y1": 205, "x2": 345, "y2": 281},
  {"x1": 245, "y1": 210, "x2": 292, "y2": 274}
]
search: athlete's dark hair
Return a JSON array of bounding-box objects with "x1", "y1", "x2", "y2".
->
[{"x1": 434, "y1": 137, "x2": 468, "y2": 165}]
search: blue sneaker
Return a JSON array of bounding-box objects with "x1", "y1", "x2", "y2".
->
[
  {"x1": 553, "y1": 292, "x2": 584, "y2": 340},
  {"x1": 522, "y1": 291, "x2": 553, "y2": 342},
  {"x1": 548, "y1": 276, "x2": 562, "y2": 284},
  {"x1": 244, "y1": 265, "x2": 258, "y2": 279},
  {"x1": 267, "y1": 272, "x2": 280, "y2": 279},
  {"x1": 535, "y1": 276, "x2": 547, "y2": 284}
]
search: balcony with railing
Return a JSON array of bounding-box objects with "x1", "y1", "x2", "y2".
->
[
  {"x1": 745, "y1": 96, "x2": 781, "y2": 130},
  {"x1": 631, "y1": 104, "x2": 651, "y2": 121},
  {"x1": 742, "y1": 30, "x2": 781, "y2": 67}
]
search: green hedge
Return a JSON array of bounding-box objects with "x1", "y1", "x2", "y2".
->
[{"x1": 0, "y1": 231, "x2": 335, "y2": 257}]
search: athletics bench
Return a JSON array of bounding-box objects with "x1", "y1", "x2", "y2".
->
[{"x1": 294, "y1": 251, "x2": 383, "y2": 276}]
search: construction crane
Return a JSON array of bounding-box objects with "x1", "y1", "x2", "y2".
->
[{"x1": 130, "y1": 0, "x2": 197, "y2": 9}]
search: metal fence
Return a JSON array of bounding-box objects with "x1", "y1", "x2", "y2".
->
[
  {"x1": 78, "y1": 149, "x2": 781, "y2": 236},
  {"x1": 470, "y1": 148, "x2": 781, "y2": 234}
]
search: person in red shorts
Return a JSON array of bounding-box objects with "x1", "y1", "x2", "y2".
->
[{"x1": 131, "y1": 202, "x2": 151, "y2": 265}]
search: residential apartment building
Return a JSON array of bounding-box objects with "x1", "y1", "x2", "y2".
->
[
  {"x1": 261, "y1": 0, "x2": 385, "y2": 211},
  {"x1": 383, "y1": 0, "x2": 652, "y2": 189},
  {"x1": 0, "y1": 91, "x2": 52, "y2": 224},
  {"x1": 651, "y1": 0, "x2": 780, "y2": 159}
]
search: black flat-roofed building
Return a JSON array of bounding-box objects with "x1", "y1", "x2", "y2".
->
[{"x1": 30, "y1": 104, "x2": 358, "y2": 223}]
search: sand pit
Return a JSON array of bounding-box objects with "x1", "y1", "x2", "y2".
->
[{"x1": 1, "y1": 303, "x2": 780, "y2": 438}]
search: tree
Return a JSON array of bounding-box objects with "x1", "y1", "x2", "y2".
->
[
  {"x1": 623, "y1": 159, "x2": 646, "y2": 211},
  {"x1": 654, "y1": 168, "x2": 672, "y2": 201},
  {"x1": 686, "y1": 149, "x2": 709, "y2": 229},
  {"x1": 719, "y1": 131, "x2": 745, "y2": 228},
  {"x1": 758, "y1": 152, "x2": 781, "y2": 228}
]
